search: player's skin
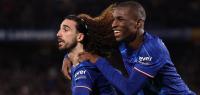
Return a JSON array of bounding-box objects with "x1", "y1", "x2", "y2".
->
[
  {"x1": 112, "y1": 7, "x2": 145, "y2": 49},
  {"x1": 79, "y1": 2, "x2": 146, "y2": 59},
  {"x1": 62, "y1": 3, "x2": 145, "y2": 80},
  {"x1": 62, "y1": 57, "x2": 72, "y2": 80},
  {"x1": 64, "y1": 1, "x2": 195, "y2": 95},
  {"x1": 78, "y1": 1, "x2": 196, "y2": 95},
  {"x1": 57, "y1": 18, "x2": 85, "y2": 80},
  {"x1": 57, "y1": 19, "x2": 85, "y2": 65},
  {"x1": 58, "y1": 15, "x2": 119, "y2": 95},
  {"x1": 61, "y1": 52, "x2": 97, "y2": 80}
]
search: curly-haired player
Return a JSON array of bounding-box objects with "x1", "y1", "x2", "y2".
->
[
  {"x1": 78, "y1": 1, "x2": 196, "y2": 95},
  {"x1": 57, "y1": 5, "x2": 120, "y2": 95}
]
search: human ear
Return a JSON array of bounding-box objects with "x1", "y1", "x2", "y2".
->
[
  {"x1": 136, "y1": 19, "x2": 144, "y2": 29},
  {"x1": 77, "y1": 33, "x2": 85, "y2": 42}
]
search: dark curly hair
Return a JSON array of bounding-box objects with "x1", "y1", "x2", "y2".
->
[
  {"x1": 77, "y1": 4, "x2": 117, "y2": 58},
  {"x1": 77, "y1": 4, "x2": 128, "y2": 75}
]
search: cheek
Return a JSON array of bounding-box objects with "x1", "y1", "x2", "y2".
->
[
  {"x1": 121, "y1": 22, "x2": 134, "y2": 30},
  {"x1": 123, "y1": 27, "x2": 136, "y2": 36},
  {"x1": 65, "y1": 35, "x2": 77, "y2": 43},
  {"x1": 63, "y1": 32, "x2": 75, "y2": 40},
  {"x1": 128, "y1": 22, "x2": 137, "y2": 31}
]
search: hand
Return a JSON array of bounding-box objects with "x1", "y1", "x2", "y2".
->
[
  {"x1": 78, "y1": 52, "x2": 99, "y2": 64},
  {"x1": 61, "y1": 57, "x2": 72, "y2": 80}
]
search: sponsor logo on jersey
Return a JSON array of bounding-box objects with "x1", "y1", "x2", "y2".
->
[
  {"x1": 75, "y1": 70, "x2": 86, "y2": 78},
  {"x1": 138, "y1": 56, "x2": 152, "y2": 65},
  {"x1": 75, "y1": 76, "x2": 87, "y2": 81}
]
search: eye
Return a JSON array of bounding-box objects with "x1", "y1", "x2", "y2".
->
[
  {"x1": 63, "y1": 27, "x2": 70, "y2": 32},
  {"x1": 63, "y1": 27, "x2": 67, "y2": 31},
  {"x1": 119, "y1": 18, "x2": 124, "y2": 20},
  {"x1": 117, "y1": 17, "x2": 125, "y2": 21}
]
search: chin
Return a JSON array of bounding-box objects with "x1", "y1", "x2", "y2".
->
[
  {"x1": 115, "y1": 37, "x2": 122, "y2": 42},
  {"x1": 58, "y1": 46, "x2": 65, "y2": 50},
  {"x1": 116, "y1": 39, "x2": 120, "y2": 42}
]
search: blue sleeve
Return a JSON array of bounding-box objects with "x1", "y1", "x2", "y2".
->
[
  {"x1": 134, "y1": 57, "x2": 166, "y2": 78},
  {"x1": 134, "y1": 39, "x2": 170, "y2": 78},
  {"x1": 73, "y1": 88, "x2": 90, "y2": 95},
  {"x1": 95, "y1": 58, "x2": 148, "y2": 95},
  {"x1": 72, "y1": 68, "x2": 94, "y2": 95}
]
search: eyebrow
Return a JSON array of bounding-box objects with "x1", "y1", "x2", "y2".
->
[{"x1": 62, "y1": 24, "x2": 72, "y2": 30}]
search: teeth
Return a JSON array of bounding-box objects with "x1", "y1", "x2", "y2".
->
[
  {"x1": 58, "y1": 39, "x2": 63, "y2": 42},
  {"x1": 114, "y1": 31, "x2": 121, "y2": 33}
]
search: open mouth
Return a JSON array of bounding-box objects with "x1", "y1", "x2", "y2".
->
[
  {"x1": 114, "y1": 30, "x2": 121, "y2": 36},
  {"x1": 57, "y1": 39, "x2": 64, "y2": 45}
]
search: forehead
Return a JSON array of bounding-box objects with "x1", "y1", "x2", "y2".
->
[
  {"x1": 61, "y1": 19, "x2": 77, "y2": 28},
  {"x1": 112, "y1": 7, "x2": 134, "y2": 18},
  {"x1": 113, "y1": 7, "x2": 131, "y2": 15}
]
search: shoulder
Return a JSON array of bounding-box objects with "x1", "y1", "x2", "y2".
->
[
  {"x1": 74, "y1": 61, "x2": 97, "y2": 72},
  {"x1": 141, "y1": 33, "x2": 170, "y2": 59},
  {"x1": 133, "y1": 33, "x2": 172, "y2": 77},
  {"x1": 137, "y1": 33, "x2": 172, "y2": 65},
  {"x1": 72, "y1": 61, "x2": 99, "y2": 81},
  {"x1": 71, "y1": 62, "x2": 98, "y2": 93}
]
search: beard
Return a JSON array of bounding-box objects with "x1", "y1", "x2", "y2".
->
[{"x1": 58, "y1": 40, "x2": 77, "y2": 53}]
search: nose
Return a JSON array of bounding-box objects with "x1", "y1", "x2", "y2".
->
[
  {"x1": 112, "y1": 19, "x2": 118, "y2": 29},
  {"x1": 57, "y1": 30, "x2": 61, "y2": 37}
]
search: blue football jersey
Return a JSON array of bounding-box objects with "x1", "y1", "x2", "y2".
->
[
  {"x1": 71, "y1": 61, "x2": 117, "y2": 95},
  {"x1": 120, "y1": 32, "x2": 195, "y2": 94},
  {"x1": 95, "y1": 32, "x2": 195, "y2": 95}
]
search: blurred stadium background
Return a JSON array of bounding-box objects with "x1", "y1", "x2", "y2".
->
[{"x1": 0, "y1": 0, "x2": 199, "y2": 95}]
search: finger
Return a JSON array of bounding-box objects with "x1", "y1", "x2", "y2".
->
[
  {"x1": 78, "y1": 52, "x2": 90, "y2": 57},
  {"x1": 61, "y1": 66, "x2": 71, "y2": 80},
  {"x1": 78, "y1": 52, "x2": 90, "y2": 61},
  {"x1": 65, "y1": 72, "x2": 71, "y2": 80},
  {"x1": 62, "y1": 58, "x2": 72, "y2": 80},
  {"x1": 78, "y1": 52, "x2": 85, "y2": 56},
  {"x1": 61, "y1": 69, "x2": 71, "y2": 80}
]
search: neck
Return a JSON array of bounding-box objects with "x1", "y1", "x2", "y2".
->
[
  {"x1": 128, "y1": 29, "x2": 144, "y2": 50},
  {"x1": 68, "y1": 43, "x2": 84, "y2": 67}
]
